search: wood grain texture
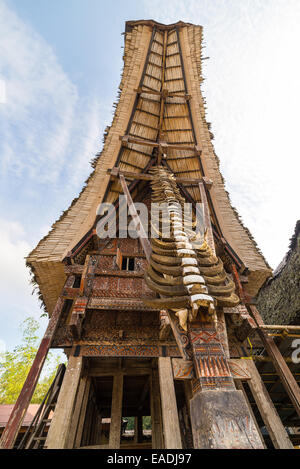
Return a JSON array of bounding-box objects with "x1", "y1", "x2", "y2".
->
[
  {"x1": 45, "y1": 356, "x2": 83, "y2": 449},
  {"x1": 244, "y1": 359, "x2": 293, "y2": 449},
  {"x1": 109, "y1": 374, "x2": 124, "y2": 449},
  {"x1": 158, "y1": 357, "x2": 182, "y2": 448},
  {"x1": 190, "y1": 389, "x2": 264, "y2": 449}
]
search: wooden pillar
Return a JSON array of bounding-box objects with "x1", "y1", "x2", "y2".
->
[
  {"x1": 150, "y1": 369, "x2": 164, "y2": 449},
  {"x1": 119, "y1": 174, "x2": 151, "y2": 261},
  {"x1": 190, "y1": 388, "x2": 264, "y2": 449},
  {"x1": 109, "y1": 373, "x2": 123, "y2": 449},
  {"x1": 80, "y1": 390, "x2": 93, "y2": 446},
  {"x1": 183, "y1": 381, "x2": 193, "y2": 419},
  {"x1": 198, "y1": 180, "x2": 215, "y2": 256},
  {"x1": 134, "y1": 417, "x2": 138, "y2": 444},
  {"x1": 158, "y1": 357, "x2": 182, "y2": 449},
  {"x1": 74, "y1": 377, "x2": 91, "y2": 448},
  {"x1": 250, "y1": 305, "x2": 300, "y2": 418},
  {"x1": 134, "y1": 416, "x2": 143, "y2": 444},
  {"x1": 66, "y1": 375, "x2": 90, "y2": 448},
  {"x1": 244, "y1": 360, "x2": 293, "y2": 449},
  {"x1": 235, "y1": 380, "x2": 266, "y2": 448},
  {"x1": 45, "y1": 356, "x2": 83, "y2": 449}
]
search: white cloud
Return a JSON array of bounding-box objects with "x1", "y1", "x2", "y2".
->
[
  {"x1": 0, "y1": 217, "x2": 55, "y2": 349},
  {"x1": 0, "y1": 1, "x2": 111, "y2": 349},
  {"x1": 143, "y1": 0, "x2": 300, "y2": 268},
  {"x1": 0, "y1": 218, "x2": 32, "y2": 299},
  {"x1": 0, "y1": 0, "x2": 106, "y2": 188}
]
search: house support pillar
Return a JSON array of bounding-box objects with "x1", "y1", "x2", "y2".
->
[
  {"x1": 158, "y1": 357, "x2": 182, "y2": 449},
  {"x1": 66, "y1": 374, "x2": 91, "y2": 448},
  {"x1": 244, "y1": 359, "x2": 293, "y2": 449},
  {"x1": 45, "y1": 356, "x2": 83, "y2": 449},
  {"x1": 109, "y1": 373, "x2": 123, "y2": 449},
  {"x1": 189, "y1": 388, "x2": 264, "y2": 449},
  {"x1": 150, "y1": 369, "x2": 164, "y2": 449}
]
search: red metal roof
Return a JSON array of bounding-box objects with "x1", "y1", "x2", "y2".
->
[{"x1": 0, "y1": 404, "x2": 40, "y2": 428}]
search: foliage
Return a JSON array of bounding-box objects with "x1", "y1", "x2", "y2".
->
[
  {"x1": 143, "y1": 416, "x2": 151, "y2": 430},
  {"x1": 124, "y1": 416, "x2": 151, "y2": 431},
  {"x1": 0, "y1": 317, "x2": 63, "y2": 404}
]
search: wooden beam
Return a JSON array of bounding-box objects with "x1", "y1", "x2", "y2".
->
[
  {"x1": 65, "y1": 374, "x2": 89, "y2": 448},
  {"x1": 158, "y1": 357, "x2": 182, "y2": 449},
  {"x1": 119, "y1": 173, "x2": 151, "y2": 261},
  {"x1": 150, "y1": 369, "x2": 164, "y2": 449},
  {"x1": 74, "y1": 378, "x2": 91, "y2": 448},
  {"x1": 244, "y1": 359, "x2": 293, "y2": 449},
  {"x1": 79, "y1": 255, "x2": 90, "y2": 296},
  {"x1": 109, "y1": 167, "x2": 211, "y2": 186},
  {"x1": 171, "y1": 358, "x2": 254, "y2": 381},
  {"x1": 0, "y1": 294, "x2": 67, "y2": 449},
  {"x1": 260, "y1": 325, "x2": 300, "y2": 331},
  {"x1": 64, "y1": 265, "x2": 144, "y2": 277},
  {"x1": 159, "y1": 313, "x2": 171, "y2": 340},
  {"x1": 68, "y1": 297, "x2": 88, "y2": 339},
  {"x1": 189, "y1": 388, "x2": 264, "y2": 449},
  {"x1": 134, "y1": 416, "x2": 143, "y2": 444},
  {"x1": 45, "y1": 356, "x2": 83, "y2": 449},
  {"x1": 137, "y1": 376, "x2": 150, "y2": 411},
  {"x1": 235, "y1": 380, "x2": 266, "y2": 448},
  {"x1": 135, "y1": 87, "x2": 191, "y2": 100},
  {"x1": 119, "y1": 135, "x2": 198, "y2": 153},
  {"x1": 250, "y1": 305, "x2": 300, "y2": 419},
  {"x1": 198, "y1": 180, "x2": 215, "y2": 256},
  {"x1": 109, "y1": 374, "x2": 124, "y2": 449},
  {"x1": 167, "y1": 310, "x2": 190, "y2": 360}
]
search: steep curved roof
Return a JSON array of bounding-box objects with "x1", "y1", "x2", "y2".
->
[{"x1": 27, "y1": 21, "x2": 271, "y2": 313}]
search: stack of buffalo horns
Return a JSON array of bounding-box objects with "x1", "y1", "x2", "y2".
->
[{"x1": 142, "y1": 166, "x2": 239, "y2": 330}]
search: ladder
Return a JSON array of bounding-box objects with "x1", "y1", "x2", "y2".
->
[{"x1": 18, "y1": 363, "x2": 66, "y2": 449}]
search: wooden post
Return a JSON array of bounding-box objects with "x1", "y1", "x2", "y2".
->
[
  {"x1": 235, "y1": 380, "x2": 266, "y2": 448},
  {"x1": 134, "y1": 416, "x2": 143, "y2": 444},
  {"x1": 119, "y1": 174, "x2": 151, "y2": 261},
  {"x1": 45, "y1": 356, "x2": 83, "y2": 449},
  {"x1": 150, "y1": 369, "x2": 164, "y2": 449},
  {"x1": 109, "y1": 373, "x2": 123, "y2": 449},
  {"x1": 74, "y1": 378, "x2": 91, "y2": 448},
  {"x1": 134, "y1": 417, "x2": 139, "y2": 444},
  {"x1": 0, "y1": 295, "x2": 67, "y2": 449},
  {"x1": 158, "y1": 357, "x2": 182, "y2": 449},
  {"x1": 65, "y1": 374, "x2": 89, "y2": 448},
  {"x1": 250, "y1": 305, "x2": 300, "y2": 418},
  {"x1": 183, "y1": 381, "x2": 193, "y2": 420},
  {"x1": 244, "y1": 360, "x2": 293, "y2": 449},
  {"x1": 198, "y1": 180, "x2": 215, "y2": 256}
]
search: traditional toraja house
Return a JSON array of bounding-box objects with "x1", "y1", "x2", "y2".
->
[{"x1": 1, "y1": 20, "x2": 300, "y2": 450}]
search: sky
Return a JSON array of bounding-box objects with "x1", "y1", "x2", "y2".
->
[{"x1": 0, "y1": 0, "x2": 299, "y2": 352}]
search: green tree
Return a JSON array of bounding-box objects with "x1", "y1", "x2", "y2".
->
[{"x1": 0, "y1": 317, "x2": 62, "y2": 404}]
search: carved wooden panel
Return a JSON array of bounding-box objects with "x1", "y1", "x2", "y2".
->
[{"x1": 172, "y1": 358, "x2": 195, "y2": 380}]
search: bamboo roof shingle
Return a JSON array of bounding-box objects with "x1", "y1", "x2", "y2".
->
[{"x1": 27, "y1": 20, "x2": 272, "y2": 314}]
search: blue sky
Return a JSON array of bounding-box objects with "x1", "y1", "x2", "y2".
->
[{"x1": 0, "y1": 0, "x2": 299, "y2": 353}]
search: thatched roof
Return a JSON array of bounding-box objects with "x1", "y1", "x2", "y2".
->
[
  {"x1": 27, "y1": 20, "x2": 271, "y2": 314},
  {"x1": 257, "y1": 220, "x2": 300, "y2": 325}
]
